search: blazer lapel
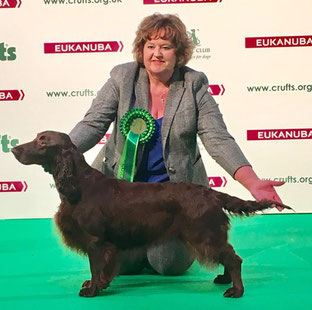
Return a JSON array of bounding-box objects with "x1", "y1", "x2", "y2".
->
[
  {"x1": 161, "y1": 68, "x2": 186, "y2": 149},
  {"x1": 131, "y1": 66, "x2": 185, "y2": 173},
  {"x1": 134, "y1": 67, "x2": 150, "y2": 110},
  {"x1": 133, "y1": 67, "x2": 150, "y2": 171}
]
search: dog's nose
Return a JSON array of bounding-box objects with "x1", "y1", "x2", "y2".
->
[{"x1": 12, "y1": 146, "x2": 22, "y2": 157}]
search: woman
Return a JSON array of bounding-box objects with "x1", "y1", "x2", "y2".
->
[{"x1": 69, "y1": 13, "x2": 284, "y2": 275}]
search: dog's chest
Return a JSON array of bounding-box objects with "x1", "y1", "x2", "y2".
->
[{"x1": 54, "y1": 207, "x2": 87, "y2": 253}]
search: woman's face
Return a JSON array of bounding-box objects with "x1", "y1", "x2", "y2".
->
[{"x1": 143, "y1": 32, "x2": 176, "y2": 81}]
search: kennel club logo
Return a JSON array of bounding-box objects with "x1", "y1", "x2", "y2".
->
[
  {"x1": 245, "y1": 35, "x2": 312, "y2": 48},
  {"x1": 247, "y1": 128, "x2": 312, "y2": 140},
  {"x1": 187, "y1": 29, "x2": 211, "y2": 61},
  {"x1": 0, "y1": 0, "x2": 22, "y2": 8},
  {"x1": 0, "y1": 181, "x2": 28, "y2": 193},
  {"x1": 44, "y1": 41, "x2": 124, "y2": 54},
  {"x1": 143, "y1": 0, "x2": 222, "y2": 4},
  {"x1": 0, "y1": 90, "x2": 25, "y2": 101}
]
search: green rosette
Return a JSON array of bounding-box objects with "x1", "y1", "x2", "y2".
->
[{"x1": 117, "y1": 108, "x2": 155, "y2": 182}]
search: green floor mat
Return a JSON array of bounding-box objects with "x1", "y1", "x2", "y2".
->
[{"x1": 0, "y1": 214, "x2": 311, "y2": 310}]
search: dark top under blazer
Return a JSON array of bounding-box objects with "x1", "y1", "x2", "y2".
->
[{"x1": 69, "y1": 62, "x2": 250, "y2": 186}]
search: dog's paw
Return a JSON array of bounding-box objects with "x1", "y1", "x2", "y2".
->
[
  {"x1": 82, "y1": 280, "x2": 92, "y2": 288},
  {"x1": 223, "y1": 287, "x2": 244, "y2": 298},
  {"x1": 79, "y1": 286, "x2": 99, "y2": 297},
  {"x1": 214, "y1": 274, "x2": 232, "y2": 284}
]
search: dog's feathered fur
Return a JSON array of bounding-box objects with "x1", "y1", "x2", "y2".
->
[{"x1": 12, "y1": 131, "x2": 291, "y2": 298}]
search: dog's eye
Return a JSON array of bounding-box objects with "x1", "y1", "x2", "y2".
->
[{"x1": 37, "y1": 135, "x2": 48, "y2": 146}]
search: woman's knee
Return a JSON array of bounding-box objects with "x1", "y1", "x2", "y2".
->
[
  {"x1": 147, "y1": 239, "x2": 194, "y2": 276},
  {"x1": 118, "y1": 247, "x2": 147, "y2": 275}
]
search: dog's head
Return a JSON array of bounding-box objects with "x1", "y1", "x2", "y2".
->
[
  {"x1": 13, "y1": 131, "x2": 81, "y2": 204},
  {"x1": 12, "y1": 131, "x2": 74, "y2": 166}
]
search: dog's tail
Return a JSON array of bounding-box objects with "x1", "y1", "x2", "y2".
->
[{"x1": 216, "y1": 191, "x2": 293, "y2": 216}]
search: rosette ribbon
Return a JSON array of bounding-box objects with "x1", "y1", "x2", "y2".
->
[{"x1": 117, "y1": 108, "x2": 155, "y2": 182}]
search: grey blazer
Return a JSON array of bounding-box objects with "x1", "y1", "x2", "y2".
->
[{"x1": 69, "y1": 62, "x2": 250, "y2": 186}]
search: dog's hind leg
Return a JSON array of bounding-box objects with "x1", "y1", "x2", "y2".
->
[
  {"x1": 190, "y1": 239, "x2": 244, "y2": 298},
  {"x1": 216, "y1": 243, "x2": 244, "y2": 298},
  {"x1": 79, "y1": 243, "x2": 118, "y2": 297}
]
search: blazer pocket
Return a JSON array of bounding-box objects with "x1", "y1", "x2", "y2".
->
[
  {"x1": 193, "y1": 153, "x2": 202, "y2": 166},
  {"x1": 101, "y1": 158, "x2": 117, "y2": 177},
  {"x1": 175, "y1": 106, "x2": 195, "y2": 115}
]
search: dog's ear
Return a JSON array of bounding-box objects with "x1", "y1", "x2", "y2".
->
[{"x1": 55, "y1": 148, "x2": 81, "y2": 204}]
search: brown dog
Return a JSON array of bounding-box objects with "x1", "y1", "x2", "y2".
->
[{"x1": 12, "y1": 131, "x2": 290, "y2": 298}]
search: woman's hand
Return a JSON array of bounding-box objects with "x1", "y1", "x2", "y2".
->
[
  {"x1": 234, "y1": 166, "x2": 285, "y2": 211},
  {"x1": 247, "y1": 179, "x2": 285, "y2": 211}
]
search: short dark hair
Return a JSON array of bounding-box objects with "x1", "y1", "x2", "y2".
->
[{"x1": 132, "y1": 13, "x2": 194, "y2": 67}]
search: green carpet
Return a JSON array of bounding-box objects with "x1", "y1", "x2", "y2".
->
[{"x1": 0, "y1": 214, "x2": 311, "y2": 310}]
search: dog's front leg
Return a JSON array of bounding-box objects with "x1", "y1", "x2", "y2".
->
[
  {"x1": 79, "y1": 244, "x2": 118, "y2": 297},
  {"x1": 214, "y1": 267, "x2": 232, "y2": 284}
]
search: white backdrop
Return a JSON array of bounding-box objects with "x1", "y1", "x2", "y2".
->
[{"x1": 1, "y1": 0, "x2": 311, "y2": 219}]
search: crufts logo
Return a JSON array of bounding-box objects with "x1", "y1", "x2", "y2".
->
[
  {"x1": 0, "y1": 134, "x2": 19, "y2": 152},
  {"x1": 0, "y1": 42, "x2": 16, "y2": 61}
]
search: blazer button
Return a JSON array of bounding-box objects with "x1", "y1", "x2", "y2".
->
[{"x1": 168, "y1": 167, "x2": 176, "y2": 174}]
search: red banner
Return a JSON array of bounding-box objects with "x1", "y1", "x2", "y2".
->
[
  {"x1": 98, "y1": 134, "x2": 112, "y2": 145},
  {"x1": 208, "y1": 177, "x2": 227, "y2": 187},
  {"x1": 208, "y1": 84, "x2": 225, "y2": 96},
  {"x1": 246, "y1": 35, "x2": 312, "y2": 48},
  {"x1": 0, "y1": 181, "x2": 28, "y2": 192},
  {"x1": 0, "y1": 90, "x2": 25, "y2": 101},
  {"x1": 247, "y1": 128, "x2": 312, "y2": 141},
  {"x1": 44, "y1": 41, "x2": 124, "y2": 54},
  {"x1": 0, "y1": 0, "x2": 22, "y2": 8},
  {"x1": 143, "y1": 0, "x2": 221, "y2": 4}
]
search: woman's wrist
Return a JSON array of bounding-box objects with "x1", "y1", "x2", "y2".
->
[{"x1": 234, "y1": 165, "x2": 260, "y2": 191}]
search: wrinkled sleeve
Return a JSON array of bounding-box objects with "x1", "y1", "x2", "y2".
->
[
  {"x1": 69, "y1": 77, "x2": 119, "y2": 153},
  {"x1": 195, "y1": 74, "x2": 251, "y2": 177}
]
